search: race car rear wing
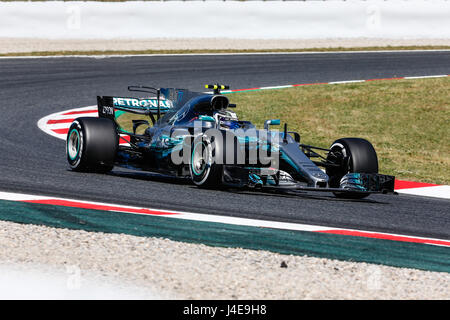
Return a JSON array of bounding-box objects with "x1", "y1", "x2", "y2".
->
[{"x1": 97, "y1": 95, "x2": 173, "y2": 124}]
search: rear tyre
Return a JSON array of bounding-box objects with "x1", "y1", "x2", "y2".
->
[
  {"x1": 326, "y1": 138, "x2": 378, "y2": 199},
  {"x1": 190, "y1": 134, "x2": 223, "y2": 188},
  {"x1": 66, "y1": 117, "x2": 118, "y2": 173}
]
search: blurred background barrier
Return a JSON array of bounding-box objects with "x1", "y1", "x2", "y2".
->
[{"x1": 1, "y1": 1, "x2": 449, "y2": 39}]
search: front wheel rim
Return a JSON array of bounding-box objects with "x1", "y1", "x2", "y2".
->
[{"x1": 191, "y1": 141, "x2": 208, "y2": 176}]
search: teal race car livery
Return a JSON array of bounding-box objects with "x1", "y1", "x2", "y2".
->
[{"x1": 66, "y1": 84, "x2": 395, "y2": 199}]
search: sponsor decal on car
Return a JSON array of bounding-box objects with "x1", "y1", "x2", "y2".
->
[
  {"x1": 112, "y1": 97, "x2": 173, "y2": 110},
  {"x1": 102, "y1": 106, "x2": 114, "y2": 116}
]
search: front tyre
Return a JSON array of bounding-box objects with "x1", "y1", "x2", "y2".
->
[
  {"x1": 189, "y1": 135, "x2": 223, "y2": 188},
  {"x1": 326, "y1": 138, "x2": 378, "y2": 199},
  {"x1": 66, "y1": 117, "x2": 118, "y2": 173}
]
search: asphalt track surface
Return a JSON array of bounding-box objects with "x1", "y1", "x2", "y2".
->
[{"x1": 0, "y1": 51, "x2": 449, "y2": 240}]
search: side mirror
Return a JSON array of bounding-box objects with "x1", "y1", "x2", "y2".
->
[
  {"x1": 264, "y1": 119, "x2": 280, "y2": 130},
  {"x1": 289, "y1": 132, "x2": 301, "y2": 143}
]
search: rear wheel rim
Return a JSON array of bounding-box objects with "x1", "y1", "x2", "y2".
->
[{"x1": 67, "y1": 129, "x2": 80, "y2": 161}]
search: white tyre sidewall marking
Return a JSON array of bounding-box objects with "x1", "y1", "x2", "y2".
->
[{"x1": 67, "y1": 120, "x2": 84, "y2": 169}]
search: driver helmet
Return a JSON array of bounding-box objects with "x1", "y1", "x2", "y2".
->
[{"x1": 215, "y1": 110, "x2": 239, "y2": 130}]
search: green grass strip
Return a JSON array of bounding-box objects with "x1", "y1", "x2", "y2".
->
[{"x1": 1, "y1": 46, "x2": 450, "y2": 57}]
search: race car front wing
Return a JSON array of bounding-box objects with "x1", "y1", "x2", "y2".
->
[{"x1": 223, "y1": 166, "x2": 395, "y2": 195}]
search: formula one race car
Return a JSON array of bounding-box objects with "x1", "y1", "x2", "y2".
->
[{"x1": 66, "y1": 84, "x2": 395, "y2": 199}]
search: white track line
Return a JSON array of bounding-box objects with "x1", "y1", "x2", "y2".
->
[
  {"x1": 0, "y1": 190, "x2": 449, "y2": 247},
  {"x1": 396, "y1": 186, "x2": 450, "y2": 199}
]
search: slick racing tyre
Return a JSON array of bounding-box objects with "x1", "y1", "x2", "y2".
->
[
  {"x1": 66, "y1": 117, "x2": 118, "y2": 173},
  {"x1": 189, "y1": 134, "x2": 223, "y2": 188},
  {"x1": 326, "y1": 138, "x2": 378, "y2": 199}
]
